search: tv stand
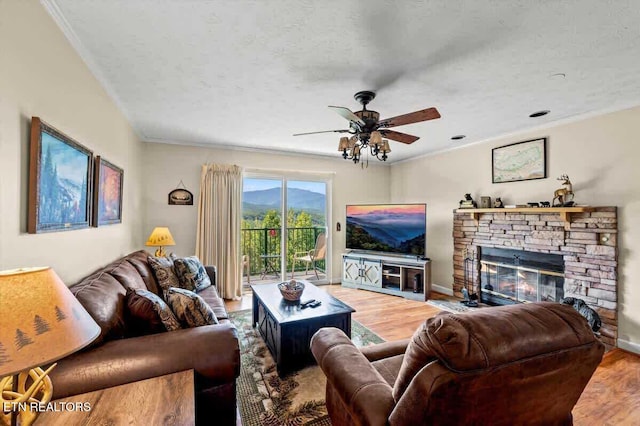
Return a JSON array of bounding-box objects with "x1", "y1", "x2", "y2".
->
[{"x1": 342, "y1": 252, "x2": 431, "y2": 301}]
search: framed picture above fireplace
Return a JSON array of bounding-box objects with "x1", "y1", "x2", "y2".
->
[{"x1": 492, "y1": 138, "x2": 547, "y2": 183}]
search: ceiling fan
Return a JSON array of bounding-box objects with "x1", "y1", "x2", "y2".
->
[{"x1": 293, "y1": 91, "x2": 441, "y2": 163}]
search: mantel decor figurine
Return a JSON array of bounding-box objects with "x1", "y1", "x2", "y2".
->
[
  {"x1": 459, "y1": 193, "x2": 477, "y2": 209},
  {"x1": 553, "y1": 174, "x2": 575, "y2": 207},
  {"x1": 494, "y1": 197, "x2": 504, "y2": 208}
]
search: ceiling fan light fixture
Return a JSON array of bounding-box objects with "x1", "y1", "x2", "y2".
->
[
  {"x1": 370, "y1": 131, "x2": 383, "y2": 146},
  {"x1": 338, "y1": 136, "x2": 350, "y2": 151},
  {"x1": 296, "y1": 91, "x2": 441, "y2": 166},
  {"x1": 529, "y1": 110, "x2": 550, "y2": 118},
  {"x1": 349, "y1": 136, "x2": 358, "y2": 149}
]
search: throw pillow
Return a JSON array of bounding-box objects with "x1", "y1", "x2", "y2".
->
[
  {"x1": 148, "y1": 255, "x2": 181, "y2": 296},
  {"x1": 173, "y1": 256, "x2": 212, "y2": 292},
  {"x1": 126, "y1": 288, "x2": 181, "y2": 334},
  {"x1": 165, "y1": 287, "x2": 218, "y2": 328}
]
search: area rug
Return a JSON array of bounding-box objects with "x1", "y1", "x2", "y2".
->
[
  {"x1": 426, "y1": 298, "x2": 492, "y2": 313},
  {"x1": 229, "y1": 310, "x2": 384, "y2": 426}
]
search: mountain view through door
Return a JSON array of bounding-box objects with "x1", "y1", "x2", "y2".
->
[{"x1": 241, "y1": 178, "x2": 327, "y2": 286}]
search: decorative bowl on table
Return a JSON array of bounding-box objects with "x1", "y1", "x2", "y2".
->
[{"x1": 278, "y1": 280, "x2": 305, "y2": 302}]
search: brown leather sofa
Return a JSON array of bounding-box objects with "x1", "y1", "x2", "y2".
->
[
  {"x1": 48, "y1": 250, "x2": 240, "y2": 425},
  {"x1": 311, "y1": 302, "x2": 604, "y2": 426}
]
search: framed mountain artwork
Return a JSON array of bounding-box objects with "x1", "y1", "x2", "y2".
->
[
  {"x1": 92, "y1": 156, "x2": 123, "y2": 226},
  {"x1": 28, "y1": 117, "x2": 93, "y2": 233}
]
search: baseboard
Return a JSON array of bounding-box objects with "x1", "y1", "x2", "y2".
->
[
  {"x1": 432, "y1": 283, "x2": 454, "y2": 296},
  {"x1": 617, "y1": 338, "x2": 640, "y2": 355}
]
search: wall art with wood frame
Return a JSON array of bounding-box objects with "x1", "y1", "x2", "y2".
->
[
  {"x1": 92, "y1": 156, "x2": 124, "y2": 226},
  {"x1": 28, "y1": 117, "x2": 93, "y2": 233},
  {"x1": 492, "y1": 137, "x2": 547, "y2": 183}
]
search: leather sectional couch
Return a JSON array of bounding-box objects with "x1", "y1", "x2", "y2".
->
[{"x1": 48, "y1": 250, "x2": 240, "y2": 425}]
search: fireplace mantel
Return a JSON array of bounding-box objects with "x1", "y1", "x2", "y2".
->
[{"x1": 455, "y1": 207, "x2": 596, "y2": 230}]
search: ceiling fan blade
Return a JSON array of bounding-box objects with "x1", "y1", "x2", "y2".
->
[
  {"x1": 328, "y1": 106, "x2": 366, "y2": 126},
  {"x1": 379, "y1": 107, "x2": 441, "y2": 128},
  {"x1": 293, "y1": 129, "x2": 350, "y2": 136},
  {"x1": 379, "y1": 129, "x2": 420, "y2": 144}
]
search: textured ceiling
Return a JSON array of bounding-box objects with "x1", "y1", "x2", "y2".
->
[{"x1": 45, "y1": 0, "x2": 640, "y2": 163}]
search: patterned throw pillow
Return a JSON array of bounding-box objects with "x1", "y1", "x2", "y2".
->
[
  {"x1": 165, "y1": 287, "x2": 218, "y2": 328},
  {"x1": 126, "y1": 288, "x2": 181, "y2": 333},
  {"x1": 148, "y1": 255, "x2": 181, "y2": 296},
  {"x1": 173, "y1": 256, "x2": 212, "y2": 292}
]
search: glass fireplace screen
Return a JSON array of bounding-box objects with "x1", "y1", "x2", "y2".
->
[{"x1": 480, "y1": 261, "x2": 564, "y2": 304}]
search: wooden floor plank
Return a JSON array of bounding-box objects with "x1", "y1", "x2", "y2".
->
[{"x1": 225, "y1": 284, "x2": 640, "y2": 424}]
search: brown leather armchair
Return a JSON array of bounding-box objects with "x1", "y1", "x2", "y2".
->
[{"x1": 311, "y1": 302, "x2": 604, "y2": 426}]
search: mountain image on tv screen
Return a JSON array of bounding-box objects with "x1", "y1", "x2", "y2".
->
[{"x1": 346, "y1": 204, "x2": 426, "y2": 255}]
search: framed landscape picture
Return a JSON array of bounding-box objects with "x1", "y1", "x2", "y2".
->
[
  {"x1": 492, "y1": 138, "x2": 547, "y2": 183},
  {"x1": 92, "y1": 156, "x2": 123, "y2": 226},
  {"x1": 28, "y1": 117, "x2": 93, "y2": 233}
]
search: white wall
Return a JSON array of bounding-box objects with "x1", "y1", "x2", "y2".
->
[
  {"x1": 142, "y1": 143, "x2": 390, "y2": 282},
  {"x1": 390, "y1": 106, "x2": 640, "y2": 348},
  {"x1": 0, "y1": 1, "x2": 144, "y2": 283}
]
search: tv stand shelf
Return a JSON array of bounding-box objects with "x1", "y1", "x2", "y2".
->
[{"x1": 342, "y1": 252, "x2": 432, "y2": 301}]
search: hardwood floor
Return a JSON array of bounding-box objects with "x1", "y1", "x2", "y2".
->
[
  {"x1": 573, "y1": 348, "x2": 640, "y2": 425},
  {"x1": 225, "y1": 284, "x2": 640, "y2": 425}
]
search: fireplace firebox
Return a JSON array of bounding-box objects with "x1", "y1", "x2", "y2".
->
[{"x1": 479, "y1": 247, "x2": 564, "y2": 306}]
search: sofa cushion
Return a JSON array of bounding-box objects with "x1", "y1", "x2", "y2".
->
[
  {"x1": 372, "y1": 354, "x2": 404, "y2": 387},
  {"x1": 126, "y1": 288, "x2": 177, "y2": 337},
  {"x1": 392, "y1": 321, "x2": 437, "y2": 401},
  {"x1": 173, "y1": 256, "x2": 211, "y2": 292},
  {"x1": 126, "y1": 288, "x2": 181, "y2": 335},
  {"x1": 71, "y1": 272, "x2": 128, "y2": 346},
  {"x1": 125, "y1": 250, "x2": 162, "y2": 295},
  {"x1": 148, "y1": 255, "x2": 181, "y2": 295},
  {"x1": 196, "y1": 285, "x2": 229, "y2": 320},
  {"x1": 166, "y1": 287, "x2": 218, "y2": 328},
  {"x1": 109, "y1": 259, "x2": 148, "y2": 292}
]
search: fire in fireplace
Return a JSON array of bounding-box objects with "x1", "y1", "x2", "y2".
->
[{"x1": 479, "y1": 247, "x2": 564, "y2": 306}]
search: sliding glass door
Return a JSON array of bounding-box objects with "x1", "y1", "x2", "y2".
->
[{"x1": 241, "y1": 175, "x2": 328, "y2": 286}]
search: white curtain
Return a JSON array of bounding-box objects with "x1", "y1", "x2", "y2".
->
[{"x1": 196, "y1": 163, "x2": 243, "y2": 300}]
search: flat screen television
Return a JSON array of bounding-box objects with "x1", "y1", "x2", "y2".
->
[{"x1": 346, "y1": 204, "x2": 426, "y2": 256}]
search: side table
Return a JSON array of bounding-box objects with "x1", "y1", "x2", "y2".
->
[{"x1": 36, "y1": 370, "x2": 194, "y2": 425}]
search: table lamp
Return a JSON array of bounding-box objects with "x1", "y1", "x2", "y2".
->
[
  {"x1": 0, "y1": 267, "x2": 100, "y2": 426},
  {"x1": 145, "y1": 227, "x2": 176, "y2": 257}
]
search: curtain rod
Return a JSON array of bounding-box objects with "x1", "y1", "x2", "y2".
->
[{"x1": 244, "y1": 167, "x2": 336, "y2": 176}]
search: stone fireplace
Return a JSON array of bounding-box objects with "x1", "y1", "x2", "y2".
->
[{"x1": 453, "y1": 207, "x2": 618, "y2": 348}]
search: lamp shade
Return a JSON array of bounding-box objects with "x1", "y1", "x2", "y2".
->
[
  {"x1": 370, "y1": 131, "x2": 383, "y2": 146},
  {"x1": 348, "y1": 136, "x2": 358, "y2": 149},
  {"x1": 338, "y1": 136, "x2": 350, "y2": 151},
  {"x1": 0, "y1": 267, "x2": 100, "y2": 377},
  {"x1": 145, "y1": 227, "x2": 176, "y2": 247},
  {"x1": 381, "y1": 139, "x2": 391, "y2": 153}
]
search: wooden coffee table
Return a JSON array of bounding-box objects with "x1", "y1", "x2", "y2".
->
[{"x1": 251, "y1": 281, "x2": 355, "y2": 375}]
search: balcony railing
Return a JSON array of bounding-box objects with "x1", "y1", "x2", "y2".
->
[{"x1": 241, "y1": 227, "x2": 326, "y2": 276}]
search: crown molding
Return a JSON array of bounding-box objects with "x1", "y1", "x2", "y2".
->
[{"x1": 143, "y1": 137, "x2": 390, "y2": 166}]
